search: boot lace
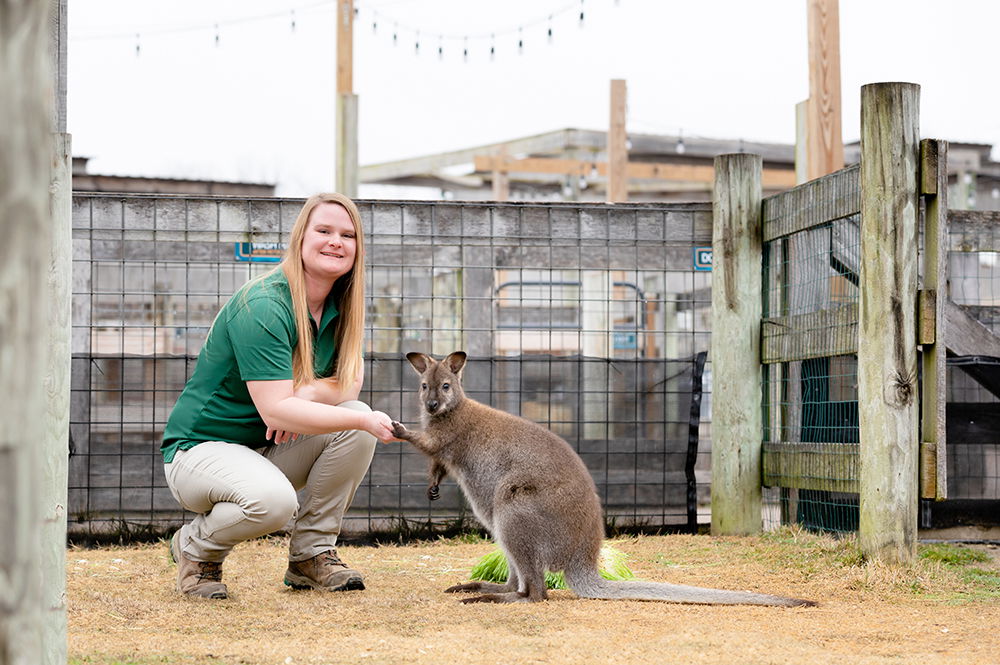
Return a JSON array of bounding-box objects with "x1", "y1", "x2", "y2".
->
[
  {"x1": 197, "y1": 561, "x2": 223, "y2": 582},
  {"x1": 319, "y1": 550, "x2": 345, "y2": 568}
]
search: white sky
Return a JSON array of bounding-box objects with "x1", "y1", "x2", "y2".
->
[{"x1": 68, "y1": 0, "x2": 1000, "y2": 197}]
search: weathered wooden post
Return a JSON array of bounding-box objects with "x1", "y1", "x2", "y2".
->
[
  {"x1": 335, "y1": 0, "x2": 358, "y2": 197},
  {"x1": 0, "y1": 0, "x2": 55, "y2": 662},
  {"x1": 858, "y1": 82, "x2": 920, "y2": 563},
  {"x1": 711, "y1": 153, "x2": 763, "y2": 535},
  {"x1": 44, "y1": 0, "x2": 72, "y2": 659}
]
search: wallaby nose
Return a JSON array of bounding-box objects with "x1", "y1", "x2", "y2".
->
[{"x1": 426, "y1": 399, "x2": 439, "y2": 413}]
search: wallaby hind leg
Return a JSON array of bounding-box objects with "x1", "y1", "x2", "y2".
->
[{"x1": 461, "y1": 566, "x2": 547, "y2": 604}]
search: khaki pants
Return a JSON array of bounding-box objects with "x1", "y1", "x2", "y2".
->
[{"x1": 164, "y1": 400, "x2": 376, "y2": 563}]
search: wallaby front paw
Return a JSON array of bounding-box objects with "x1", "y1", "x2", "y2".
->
[{"x1": 391, "y1": 421, "x2": 410, "y2": 439}]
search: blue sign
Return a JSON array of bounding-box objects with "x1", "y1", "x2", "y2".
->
[
  {"x1": 693, "y1": 246, "x2": 713, "y2": 271},
  {"x1": 235, "y1": 242, "x2": 286, "y2": 263}
]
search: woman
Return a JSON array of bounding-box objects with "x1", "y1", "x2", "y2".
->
[{"x1": 161, "y1": 193, "x2": 396, "y2": 599}]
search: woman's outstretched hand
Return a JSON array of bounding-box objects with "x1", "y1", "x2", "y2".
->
[{"x1": 366, "y1": 410, "x2": 405, "y2": 443}]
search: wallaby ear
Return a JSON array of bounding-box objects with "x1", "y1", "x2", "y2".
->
[
  {"x1": 406, "y1": 352, "x2": 433, "y2": 375},
  {"x1": 444, "y1": 351, "x2": 467, "y2": 375}
]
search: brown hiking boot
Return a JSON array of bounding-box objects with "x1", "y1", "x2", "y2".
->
[
  {"x1": 169, "y1": 531, "x2": 229, "y2": 599},
  {"x1": 284, "y1": 549, "x2": 365, "y2": 591}
]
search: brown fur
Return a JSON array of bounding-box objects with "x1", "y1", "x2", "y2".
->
[{"x1": 392, "y1": 351, "x2": 816, "y2": 607}]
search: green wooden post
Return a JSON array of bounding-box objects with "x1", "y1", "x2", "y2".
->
[
  {"x1": 711, "y1": 153, "x2": 764, "y2": 535},
  {"x1": 858, "y1": 82, "x2": 921, "y2": 563}
]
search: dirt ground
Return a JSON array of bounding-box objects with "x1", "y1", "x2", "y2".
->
[{"x1": 67, "y1": 529, "x2": 1000, "y2": 665}]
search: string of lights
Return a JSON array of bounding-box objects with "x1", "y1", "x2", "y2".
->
[{"x1": 71, "y1": 0, "x2": 621, "y2": 62}]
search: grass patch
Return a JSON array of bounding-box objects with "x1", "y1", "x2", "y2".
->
[{"x1": 919, "y1": 542, "x2": 990, "y2": 566}]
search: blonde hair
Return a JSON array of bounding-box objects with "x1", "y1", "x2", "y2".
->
[{"x1": 278, "y1": 192, "x2": 366, "y2": 389}]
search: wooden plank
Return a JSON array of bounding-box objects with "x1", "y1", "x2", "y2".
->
[
  {"x1": 608, "y1": 79, "x2": 628, "y2": 202},
  {"x1": 947, "y1": 210, "x2": 1000, "y2": 252},
  {"x1": 472, "y1": 155, "x2": 797, "y2": 189},
  {"x1": 943, "y1": 298, "x2": 1000, "y2": 357},
  {"x1": 761, "y1": 303, "x2": 858, "y2": 363},
  {"x1": 920, "y1": 139, "x2": 948, "y2": 500},
  {"x1": 806, "y1": 0, "x2": 845, "y2": 179},
  {"x1": 762, "y1": 442, "x2": 859, "y2": 493},
  {"x1": 762, "y1": 164, "x2": 859, "y2": 241},
  {"x1": 858, "y1": 82, "x2": 920, "y2": 564},
  {"x1": 711, "y1": 153, "x2": 763, "y2": 535}
]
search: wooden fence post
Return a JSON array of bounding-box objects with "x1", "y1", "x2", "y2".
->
[
  {"x1": 0, "y1": 0, "x2": 54, "y2": 662},
  {"x1": 711, "y1": 153, "x2": 763, "y2": 535},
  {"x1": 858, "y1": 82, "x2": 920, "y2": 563}
]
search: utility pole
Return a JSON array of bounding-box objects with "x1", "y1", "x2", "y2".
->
[{"x1": 336, "y1": 0, "x2": 358, "y2": 196}]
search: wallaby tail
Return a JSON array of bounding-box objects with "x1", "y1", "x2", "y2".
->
[{"x1": 564, "y1": 568, "x2": 816, "y2": 607}]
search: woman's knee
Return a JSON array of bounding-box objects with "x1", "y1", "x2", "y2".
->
[{"x1": 245, "y1": 482, "x2": 299, "y2": 530}]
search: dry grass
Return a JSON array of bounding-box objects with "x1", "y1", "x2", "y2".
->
[{"x1": 68, "y1": 528, "x2": 1000, "y2": 665}]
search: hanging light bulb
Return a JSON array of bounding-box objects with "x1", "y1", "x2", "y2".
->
[
  {"x1": 214, "y1": 23, "x2": 220, "y2": 47},
  {"x1": 415, "y1": 30, "x2": 420, "y2": 54},
  {"x1": 547, "y1": 16, "x2": 553, "y2": 43},
  {"x1": 579, "y1": 0, "x2": 585, "y2": 25},
  {"x1": 518, "y1": 27, "x2": 524, "y2": 54},
  {"x1": 463, "y1": 36, "x2": 469, "y2": 62},
  {"x1": 490, "y1": 33, "x2": 495, "y2": 60},
  {"x1": 135, "y1": 33, "x2": 140, "y2": 57},
  {"x1": 438, "y1": 36, "x2": 443, "y2": 59},
  {"x1": 393, "y1": 23, "x2": 398, "y2": 45},
  {"x1": 676, "y1": 130, "x2": 686, "y2": 154},
  {"x1": 290, "y1": 10, "x2": 296, "y2": 32}
]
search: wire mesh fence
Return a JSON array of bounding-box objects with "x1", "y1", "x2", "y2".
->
[
  {"x1": 70, "y1": 194, "x2": 714, "y2": 542},
  {"x1": 759, "y1": 166, "x2": 861, "y2": 533},
  {"x1": 944, "y1": 209, "x2": 1000, "y2": 501}
]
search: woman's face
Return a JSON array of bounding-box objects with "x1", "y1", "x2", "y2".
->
[{"x1": 301, "y1": 202, "x2": 358, "y2": 283}]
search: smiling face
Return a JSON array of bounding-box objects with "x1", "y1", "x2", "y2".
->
[{"x1": 300, "y1": 202, "x2": 358, "y2": 284}]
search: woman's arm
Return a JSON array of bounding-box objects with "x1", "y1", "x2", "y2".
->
[
  {"x1": 292, "y1": 364, "x2": 364, "y2": 405},
  {"x1": 247, "y1": 378, "x2": 395, "y2": 442}
]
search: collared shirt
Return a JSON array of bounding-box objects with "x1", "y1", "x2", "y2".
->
[{"x1": 161, "y1": 268, "x2": 339, "y2": 463}]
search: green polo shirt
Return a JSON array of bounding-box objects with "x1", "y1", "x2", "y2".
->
[{"x1": 161, "y1": 269, "x2": 339, "y2": 463}]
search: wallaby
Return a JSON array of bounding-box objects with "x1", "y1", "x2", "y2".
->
[{"x1": 391, "y1": 351, "x2": 816, "y2": 607}]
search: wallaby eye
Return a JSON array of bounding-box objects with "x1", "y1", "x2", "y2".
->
[
  {"x1": 421, "y1": 383, "x2": 427, "y2": 390},
  {"x1": 442, "y1": 383, "x2": 450, "y2": 390}
]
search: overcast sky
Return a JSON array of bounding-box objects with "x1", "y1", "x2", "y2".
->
[{"x1": 68, "y1": 0, "x2": 999, "y2": 196}]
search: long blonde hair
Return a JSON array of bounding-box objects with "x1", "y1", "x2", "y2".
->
[{"x1": 279, "y1": 192, "x2": 366, "y2": 389}]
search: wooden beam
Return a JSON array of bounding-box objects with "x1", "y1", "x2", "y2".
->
[
  {"x1": 608, "y1": 79, "x2": 628, "y2": 202},
  {"x1": 920, "y1": 139, "x2": 948, "y2": 501},
  {"x1": 761, "y1": 303, "x2": 858, "y2": 363},
  {"x1": 858, "y1": 82, "x2": 920, "y2": 564},
  {"x1": 943, "y1": 299, "x2": 1000, "y2": 358},
  {"x1": 473, "y1": 155, "x2": 796, "y2": 188},
  {"x1": 711, "y1": 153, "x2": 763, "y2": 535},
  {"x1": 763, "y1": 442, "x2": 859, "y2": 493},
  {"x1": 806, "y1": 0, "x2": 845, "y2": 178}
]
